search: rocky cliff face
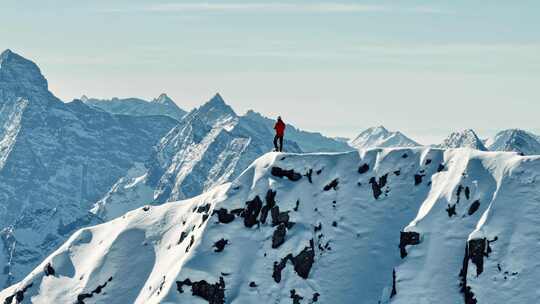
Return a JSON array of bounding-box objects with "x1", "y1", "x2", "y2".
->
[
  {"x1": 3, "y1": 148, "x2": 538, "y2": 304},
  {"x1": 0, "y1": 50, "x2": 177, "y2": 287}
]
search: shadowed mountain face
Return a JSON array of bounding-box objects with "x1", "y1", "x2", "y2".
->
[{"x1": 0, "y1": 50, "x2": 177, "y2": 287}]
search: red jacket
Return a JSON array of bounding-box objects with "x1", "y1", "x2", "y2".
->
[{"x1": 274, "y1": 119, "x2": 286, "y2": 137}]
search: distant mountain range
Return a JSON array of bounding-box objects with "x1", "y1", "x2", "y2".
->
[
  {"x1": 349, "y1": 126, "x2": 540, "y2": 155},
  {"x1": 349, "y1": 126, "x2": 419, "y2": 150},
  {"x1": 81, "y1": 93, "x2": 186, "y2": 121}
]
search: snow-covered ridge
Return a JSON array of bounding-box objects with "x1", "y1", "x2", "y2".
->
[
  {"x1": 486, "y1": 129, "x2": 540, "y2": 155},
  {"x1": 349, "y1": 126, "x2": 419, "y2": 149},
  {"x1": 3, "y1": 148, "x2": 539, "y2": 304}
]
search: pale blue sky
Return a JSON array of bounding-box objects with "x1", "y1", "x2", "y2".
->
[{"x1": 1, "y1": 1, "x2": 539, "y2": 143}]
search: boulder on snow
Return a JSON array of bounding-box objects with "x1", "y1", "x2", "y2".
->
[{"x1": 271, "y1": 167, "x2": 302, "y2": 181}]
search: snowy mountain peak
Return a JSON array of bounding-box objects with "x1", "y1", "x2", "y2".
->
[
  {"x1": 439, "y1": 129, "x2": 487, "y2": 151},
  {"x1": 194, "y1": 94, "x2": 237, "y2": 128},
  {"x1": 350, "y1": 125, "x2": 419, "y2": 150},
  {"x1": 486, "y1": 129, "x2": 540, "y2": 155},
  {"x1": 80, "y1": 95, "x2": 89, "y2": 102},
  {"x1": 0, "y1": 49, "x2": 48, "y2": 92},
  {"x1": 152, "y1": 93, "x2": 176, "y2": 107}
]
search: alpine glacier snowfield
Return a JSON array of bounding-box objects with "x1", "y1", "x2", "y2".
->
[{"x1": 2, "y1": 148, "x2": 539, "y2": 304}]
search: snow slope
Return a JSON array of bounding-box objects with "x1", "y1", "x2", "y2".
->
[
  {"x1": 81, "y1": 93, "x2": 186, "y2": 121},
  {"x1": 349, "y1": 126, "x2": 419, "y2": 149},
  {"x1": 485, "y1": 129, "x2": 540, "y2": 155},
  {"x1": 438, "y1": 129, "x2": 488, "y2": 151},
  {"x1": 3, "y1": 148, "x2": 538, "y2": 304},
  {"x1": 0, "y1": 50, "x2": 177, "y2": 287}
]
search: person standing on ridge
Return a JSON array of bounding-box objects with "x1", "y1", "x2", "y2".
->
[{"x1": 273, "y1": 116, "x2": 286, "y2": 152}]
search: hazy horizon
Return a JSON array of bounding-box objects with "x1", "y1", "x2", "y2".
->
[{"x1": 1, "y1": 0, "x2": 539, "y2": 143}]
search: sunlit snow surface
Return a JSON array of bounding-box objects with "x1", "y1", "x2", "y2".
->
[{"x1": 2, "y1": 148, "x2": 539, "y2": 304}]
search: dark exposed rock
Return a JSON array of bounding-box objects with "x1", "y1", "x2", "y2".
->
[
  {"x1": 272, "y1": 259, "x2": 288, "y2": 283},
  {"x1": 468, "y1": 238, "x2": 486, "y2": 276},
  {"x1": 358, "y1": 163, "x2": 370, "y2": 174},
  {"x1": 249, "y1": 281, "x2": 257, "y2": 288},
  {"x1": 290, "y1": 240, "x2": 315, "y2": 279},
  {"x1": 379, "y1": 174, "x2": 388, "y2": 188},
  {"x1": 391, "y1": 268, "x2": 397, "y2": 298},
  {"x1": 44, "y1": 262, "x2": 55, "y2": 276},
  {"x1": 323, "y1": 179, "x2": 339, "y2": 191},
  {"x1": 186, "y1": 235, "x2": 195, "y2": 253},
  {"x1": 414, "y1": 174, "x2": 425, "y2": 186},
  {"x1": 332, "y1": 221, "x2": 337, "y2": 227},
  {"x1": 290, "y1": 289, "x2": 303, "y2": 304},
  {"x1": 425, "y1": 159, "x2": 432, "y2": 165},
  {"x1": 273, "y1": 240, "x2": 315, "y2": 282},
  {"x1": 459, "y1": 243, "x2": 478, "y2": 304},
  {"x1": 197, "y1": 203, "x2": 211, "y2": 213},
  {"x1": 394, "y1": 170, "x2": 401, "y2": 176},
  {"x1": 402, "y1": 153, "x2": 408, "y2": 158},
  {"x1": 293, "y1": 200, "x2": 300, "y2": 212},
  {"x1": 456, "y1": 185, "x2": 463, "y2": 203},
  {"x1": 260, "y1": 189, "x2": 277, "y2": 224},
  {"x1": 213, "y1": 208, "x2": 235, "y2": 224},
  {"x1": 3, "y1": 282, "x2": 33, "y2": 304},
  {"x1": 176, "y1": 277, "x2": 225, "y2": 304},
  {"x1": 465, "y1": 187, "x2": 471, "y2": 200},
  {"x1": 316, "y1": 169, "x2": 323, "y2": 175},
  {"x1": 178, "y1": 231, "x2": 188, "y2": 245},
  {"x1": 446, "y1": 204, "x2": 457, "y2": 217},
  {"x1": 271, "y1": 206, "x2": 294, "y2": 228},
  {"x1": 244, "y1": 196, "x2": 263, "y2": 228},
  {"x1": 399, "y1": 231, "x2": 420, "y2": 259},
  {"x1": 230, "y1": 208, "x2": 244, "y2": 216},
  {"x1": 76, "y1": 277, "x2": 113, "y2": 304},
  {"x1": 314, "y1": 223, "x2": 322, "y2": 232},
  {"x1": 271, "y1": 167, "x2": 302, "y2": 181},
  {"x1": 213, "y1": 239, "x2": 229, "y2": 252},
  {"x1": 142, "y1": 205, "x2": 151, "y2": 212},
  {"x1": 312, "y1": 292, "x2": 320, "y2": 302},
  {"x1": 305, "y1": 169, "x2": 313, "y2": 183},
  {"x1": 437, "y1": 164, "x2": 445, "y2": 172},
  {"x1": 369, "y1": 174, "x2": 388, "y2": 199},
  {"x1": 272, "y1": 223, "x2": 287, "y2": 249},
  {"x1": 468, "y1": 200, "x2": 480, "y2": 215}
]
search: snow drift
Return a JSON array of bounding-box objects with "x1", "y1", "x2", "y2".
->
[{"x1": 2, "y1": 148, "x2": 539, "y2": 304}]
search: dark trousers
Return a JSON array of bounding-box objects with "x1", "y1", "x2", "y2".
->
[{"x1": 274, "y1": 135, "x2": 283, "y2": 152}]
